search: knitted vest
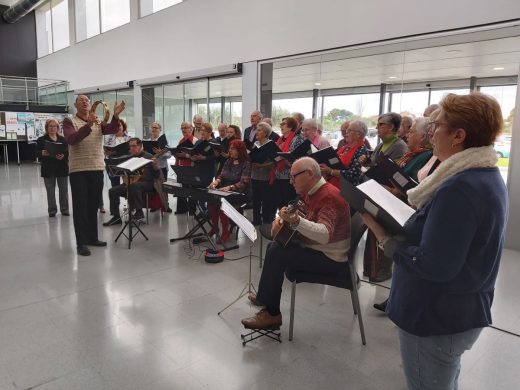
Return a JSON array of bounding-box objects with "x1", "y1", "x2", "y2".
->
[{"x1": 68, "y1": 116, "x2": 105, "y2": 173}]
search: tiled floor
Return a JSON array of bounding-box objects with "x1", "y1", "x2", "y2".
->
[{"x1": 0, "y1": 163, "x2": 519, "y2": 390}]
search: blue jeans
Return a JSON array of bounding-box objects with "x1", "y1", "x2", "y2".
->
[{"x1": 398, "y1": 327, "x2": 483, "y2": 390}]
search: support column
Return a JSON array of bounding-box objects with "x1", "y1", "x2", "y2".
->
[{"x1": 242, "y1": 61, "x2": 259, "y2": 129}]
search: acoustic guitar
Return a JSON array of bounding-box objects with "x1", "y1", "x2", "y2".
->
[{"x1": 273, "y1": 199, "x2": 306, "y2": 247}]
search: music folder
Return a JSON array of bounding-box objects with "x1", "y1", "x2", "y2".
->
[
  {"x1": 340, "y1": 176, "x2": 415, "y2": 235},
  {"x1": 143, "y1": 134, "x2": 168, "y2": 154},
  {"x1": 310, "y1": 146, "x2": 345, "y2": 170},
  {"x1": 249, "y1": 140, "x2": 281, "y2": 163},
  {"x1": 365, "y1": 154, "x2": 418, "y2": 195},
  {"x1": 181, "y1": 140, "x2": 212, "y2": 156},
  {"x1": 44, "y1": 140, "x2": 67, "y2": 157},
  {"x1": 104, "y1": 141, "x2": 129, "y2": 157},
  {"x1": 209, "y1": 138, "x2": 229, "y2": 152},
  {"x1": 277, "y1": 139, "x2": 316, "y2": 162},
  {"x1": 171, "y1": 165, "x2": 204, "y2": 186},
  {"x1": 169, "y1": 139, "x2": 195, "y2": 155}
]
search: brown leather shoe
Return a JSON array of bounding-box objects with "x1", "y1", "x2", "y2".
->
[
  {"x1": 247, "y1": 293, "x2": 264, "y2": 307},
  {"x1": 241, "y1": 309, "x2": 282, "y2": 330}
]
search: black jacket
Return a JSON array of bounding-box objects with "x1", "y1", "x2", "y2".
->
[{"x1": 36, "y1": 134, "x2": 69, "y2": 178}]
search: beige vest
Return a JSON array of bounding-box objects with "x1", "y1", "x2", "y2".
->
[{"x1": 68, "y1": 116, "x2": 105, "y2": 173}]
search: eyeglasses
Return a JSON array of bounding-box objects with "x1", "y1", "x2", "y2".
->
[
  {"x1": 376, "y1": 122, "x2": 389, "y2": 128},
  {"x1": 289, "y1": 169, "x2": 308, "y2": 181},
  {"x1": 429, "y1": 121, "x2": 449, "y2": 131},
  {"x1": 280, "y1": 122, "x2": 287, "y2": 126}
]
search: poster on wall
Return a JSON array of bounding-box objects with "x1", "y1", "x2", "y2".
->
[
  {"x1": 33, "y1": 113, "x2": 70, "y2": 138},
  {"x1": 4, "y1": 112, "x2": 22, "y2": 140},
  {"x1": 0, "y1": 112, "x2": 5, "y2": 139},
  {"x1": 18, "y1": 112, "x2": 36, "y2": 141}
]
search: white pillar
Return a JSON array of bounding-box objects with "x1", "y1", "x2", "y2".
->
[
  {"x1": 241, "y1": 61, "x2": 258, "y2": 130},
  {"x1": 133, "y1": 84, "x2": 143, "y2": 139}
]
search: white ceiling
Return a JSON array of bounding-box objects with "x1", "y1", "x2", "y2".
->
[{"x1": 273, "y1": 36, "x2": 520, "y2": 93}]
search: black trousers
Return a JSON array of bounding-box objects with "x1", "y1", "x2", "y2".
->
[
  {"x1": 252, "y1": 179, "x2": 276, "y2": 225},
  {"x1": 69, "y1": 170, "x2": 104, "y2": 246},
  {"x1": 109, "y1": 181, "x2": 155, "y2": 216},
  {"x1": 273, "y1": 179, "x2": 297, "y2": 209},
  {"x1": 256, "y1": 242, "x2": 349, "y2": 315}
]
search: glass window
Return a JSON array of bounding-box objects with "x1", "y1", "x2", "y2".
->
[
  {"x1": 430, "y1": 88, "x2": 470, "y2": 105},
  {"x1": 390, "y1": 91, "x2": 429, "y2": 117},
  {"x1": 35, "y1": 3, "x2": 52, "y2": 57},
  {"x1": 116, "y1": 89, "x2": 135, "y2": 136},
  {"x1": 50, "y1": 0, "x2": 69, "y2": 51},
  {"x1": 100, "y1": 0, "x2": 130, "y2": 32},
  {"x1": 36, "y1": 0, "x2": 70, "y2": 57},
  {"x1": 272, "y1": 97, "x2": 313, "y2": 130},
  {"x1": 75, "y1": 0, "x2": 100, "y2": 42},
  {"x1": 140, "y1": 0, "x2": 184, "y2": 17},
  {"x1": 163, "y1": 84, "x2": 184, "y2": 145}
]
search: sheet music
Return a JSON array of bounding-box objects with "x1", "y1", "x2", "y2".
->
[
  {"x1": 117, "y1": 157, "x2": 151, "y2": 172},
  {"x1": 357, "y1": 179, "x2": 415, "y2": 227},
  {"x1": 221, "y1": 198, "x2": 257, "y2": 242}
]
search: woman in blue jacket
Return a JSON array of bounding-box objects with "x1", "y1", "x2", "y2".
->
[{"x1": 362, "y1": 92, "x2": 508, "y2": 390}]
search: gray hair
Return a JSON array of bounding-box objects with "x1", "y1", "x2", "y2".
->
[
  {"x1": 251, "y1": 110, "x2": 263, "y2": 119},
  {"x1": 256, "y1": 121, "x2": 272, "y2": 137},
  {"x1": 302, "y1": 118, "x2": 318, "y2": 130},
  {"x1": 423, "y1": 104, "x2": 440, "y2": 117},
  {"x1": 349, "y1": 120, "x2": 368, "y2": 137},
  {"x1": 218, "y1": 123, "x2": 228, "y2": 130},
  {"x1": 401, "y1": 115, "x2": 413, "y2": 130},
  {"x1": 292, "y1": 112, "x2": 305, "y2": 123},
  {"x1": 193, "y1": 114, "x2": 203, "y2": 122},
  {"x1": 294, "y1": 157, "x2": 321, "y2": 178},
  {"x1": 413, "y1": 117, "x2": 432, "y2": 146},
  {"x1": 262, "y1": 117, "x2": 273, "y2": 126}
]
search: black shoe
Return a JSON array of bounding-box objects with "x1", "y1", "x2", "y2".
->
[
  {"x1": 77, "y1": 245, "x2": 91, "y2": 256},
  {"x1": 373, "y1": 298, "x2": 388, "y2": 313},
  {"x1": 174, "y1": 210, "x2": 187, "y2": 215},
  {"x1": 150, "y1": 208, "x2": 158, "y2": 213},
  {"x1": 87, "y1": 240, "x2": 107, "y2": 247},
  {"x1": 165, "y1": 207, "x2": 173, "y2": 213},
  {"x1": 134, "y1": 211, "x2": 145, "y2": 220},
  {"x1": 103, "y1": 216, "x2": 122, "y2": 226},
  {"x1": 49, "y1": 213, "x2": 56, "y2": 218},
  {"x1": 61, "y1": 212, "x2": 70, "y2": 216}
]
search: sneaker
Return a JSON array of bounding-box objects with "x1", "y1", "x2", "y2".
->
[{"x1": 103, "y1": 216, "x2": 122, "y2": 226}]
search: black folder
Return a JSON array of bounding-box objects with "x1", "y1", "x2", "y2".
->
[
  {"x1": 209, "y1": 138, "x2": 230, "y2": 153},
  {"x1": 181, "y1": 140, "x2": 212, "y2": 156},
  {"x1": 277, "y1": 139, "x2": 315, "y2": 162},
  {"x1": 143, "y1": 134, "x2": 168, "y2": 154},
  {"x1": 249, "y1": 140, "x2": 282, "y2": 163},
  {"x1": 310, "y1": 146, "x2": 345, "y2": 170},
  {"x1": 365, "y1": 154, "x2": 418, "y2": 195},
  {"x1": 340, "y1": 176, "x2": 415, "y2": 235},
  {"x1": 169, "y1": 139, "x2": 195, "y2": 155},
  {"x1": 44, "y1": 140, "x2": 68, "y2": 157},
  {"x1": 104, "y1": 141, "x2": 129, "y2": 157}
]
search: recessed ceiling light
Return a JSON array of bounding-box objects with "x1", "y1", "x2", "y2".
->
[
  {"x1": 493, "y1": 67, "x2": 505, "y2": 71},
  {"x1": 388, "y1": 76, "x2": 397, "y2": 79},
  {"x1": 315, "y1": 82, "x2": 322, "y2": 86}
]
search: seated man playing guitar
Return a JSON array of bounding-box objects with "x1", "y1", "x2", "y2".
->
[
  {"x1": 241, "y1": 157, "x2": 352, "y2": 330},
  {"x1": 103, "y1": 138, "x2": 161, "y2": 226}
]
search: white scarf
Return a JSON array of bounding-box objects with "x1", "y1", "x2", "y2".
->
[{"x1": 407, "y1": 145, "x2": 498, "y2": 209}]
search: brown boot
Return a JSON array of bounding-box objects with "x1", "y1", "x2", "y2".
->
[{"x1": 241, "y1": 309, "x2": 282, "y2": 330}]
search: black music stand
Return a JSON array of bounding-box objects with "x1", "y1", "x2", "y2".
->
[
  {"x1": 169, "y1": 166, "x2": 239, "y2": 252},
  {"x1": 107, "y1": 163, "x2": 149, "y2": 249}
]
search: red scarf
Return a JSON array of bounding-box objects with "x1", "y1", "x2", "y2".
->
[
  {"x1": 397, "y1": 147, "x2": 428, "y2": 167},
  {"x1": 175, "y1": 135, "x2": 194, "y2": 167},
  {"x1": 328, "y1": 141, "x2": 364, "y2": 188},
  {"x1": 269, "y1": 131, "x2": 297, "y2": 184}
]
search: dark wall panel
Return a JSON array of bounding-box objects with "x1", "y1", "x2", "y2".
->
[{"x1": 0, "y1": 5, "x2": 37, "y2": 77}]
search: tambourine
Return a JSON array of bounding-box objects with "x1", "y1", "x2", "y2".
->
[{"x1": 90, "y1": 100, "x2": 111, "y2": 123}]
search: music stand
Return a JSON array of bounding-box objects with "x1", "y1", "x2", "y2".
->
[{"x1": 107, "y1": 161, "x2": 150, "y2": 249}]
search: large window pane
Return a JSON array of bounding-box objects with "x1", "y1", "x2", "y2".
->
[
  {"x1": 75, "y1": 0, "x2": 100, "y2": 42},
  {"x1": 100, "y1": 0, "x2": 130, "y2": 33},
  {"x1": 163, "y1": 84, "x2": 184, "y2": 146},
  {"x1": 116, "y1": 89, "x2": 135, "y2": 136},
  {"x1": 140, "y1": 0, "x2": 183, "y2": 17},
  {"x1": 390, "y1": 91, "x2": 429, "y2": 117},
  {"x1": 51, "y1": 0, "x2": 69, "y2": 51},
  {"x1": 272, "y1": 97, "x2": 313, "y2": 129},
  {"x1": 430, "y1": 88, "x2": 470, "y2": 104},
  {"x1": 35, "y1": 3, "x2": 52, "y2": 57}
]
